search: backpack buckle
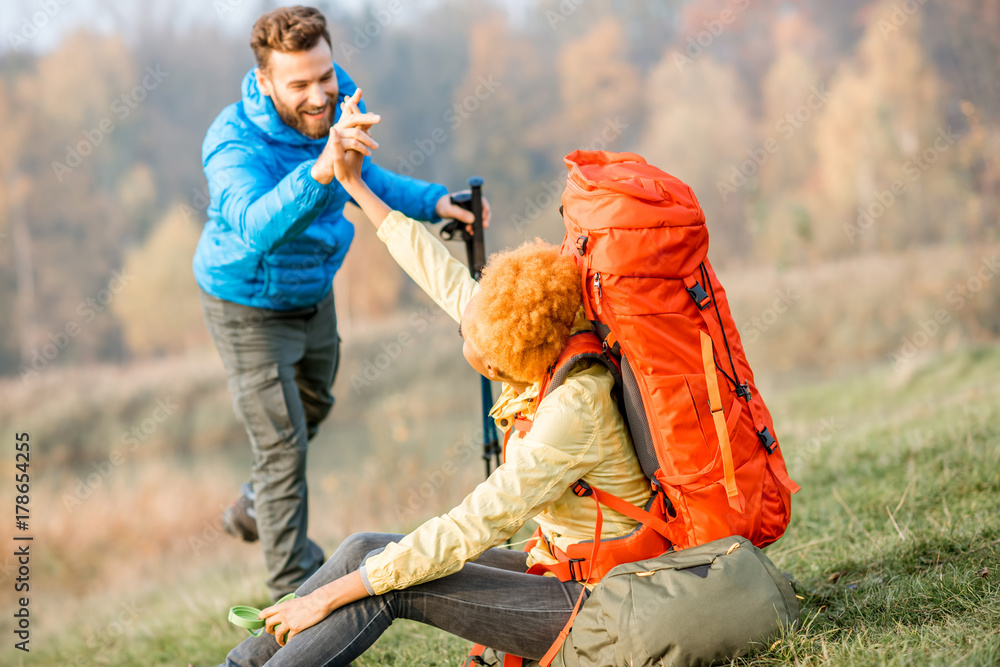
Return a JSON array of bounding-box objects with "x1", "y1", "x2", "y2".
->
[
  {"x1": 568, "y1": 558, "x2": 587, "y2": 582},
  {"x1": 571, "y1": 479, "x2": 593, "y2": 497},
  {"x1": 686, "y1": 282, "x2": 711, "y2": 309},
  {"x1": 576, "y1": 235, "x2": 589, "y2": 256},
  {"x1": 736, "y1": 381, "x2": 752, "y2": 401},
  {"x1": 601, "y1": 329, "x2": 620, "y2": 358},
  {"x1": 757, "y1": 426, "x2": 777, "y2": 454},
  {"x1": 651, "y1": 478, "x2": 677, "y2": 519}
]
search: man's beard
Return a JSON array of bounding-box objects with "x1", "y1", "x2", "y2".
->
[{"x1": 271, "y1": 94, "x2": 332, "y2": 139}]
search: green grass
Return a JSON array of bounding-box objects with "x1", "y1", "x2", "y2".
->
[{"x1": 17, "y1": 345, "x2": 1000, "y2": 666}]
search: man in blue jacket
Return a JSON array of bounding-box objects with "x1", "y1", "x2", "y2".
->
[{"x1": 193, "y1": 6, "x2": 485, "y2": 600}]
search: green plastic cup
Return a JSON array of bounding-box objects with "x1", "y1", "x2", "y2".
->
[{"x1": 228, "y1": 592, "x2": 297, "y2": 641}]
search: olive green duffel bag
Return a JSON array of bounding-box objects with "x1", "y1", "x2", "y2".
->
[{"x1": 474, "y1": 535, "x2": 799, "y2": 667}]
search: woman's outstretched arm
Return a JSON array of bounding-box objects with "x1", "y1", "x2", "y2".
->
[{"x1": 326, "y1": 101, "x2": 478, "y2": 323}]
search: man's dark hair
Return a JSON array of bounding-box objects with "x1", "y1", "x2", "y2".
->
[{"x1": 250, "y1": 5, "x2": 332, "y2": 70}]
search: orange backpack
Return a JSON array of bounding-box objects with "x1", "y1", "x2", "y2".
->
[
  {"x1": 466, "y1": 151, "x2": 800, "y2": 667},
  {"x1": 555, "y1": 149, "x2": 799, "y2": 555}
]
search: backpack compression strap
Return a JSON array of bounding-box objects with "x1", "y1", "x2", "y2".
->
[
  {"x1": 700, "y1": 330, "x2": 742, "y2": 512},
  {"x1": 685, "y1": 266, "x2": 801, "y2": 495}
]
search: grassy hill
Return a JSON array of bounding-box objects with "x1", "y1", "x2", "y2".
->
[{"x1": 8, "y1": 343, "x2": 1000, "y2": 666}]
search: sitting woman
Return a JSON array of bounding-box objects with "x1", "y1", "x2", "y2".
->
[{"x1": 220, "y1": 100, "x2": 652, "y2": 667}]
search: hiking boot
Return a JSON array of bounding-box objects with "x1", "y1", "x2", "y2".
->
[{"x1": 222, "y1": 482, "x2": 259, "y2": 543}]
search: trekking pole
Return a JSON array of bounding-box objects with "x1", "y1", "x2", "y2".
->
[{"x1": 439, "y1": 177, "x2": 501, "y2": 478}]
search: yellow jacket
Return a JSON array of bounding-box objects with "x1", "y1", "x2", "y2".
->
[{"x1": 362, "y1": 211, "x2": 650, "y2": 595}]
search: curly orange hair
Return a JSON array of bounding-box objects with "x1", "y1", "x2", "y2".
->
[{"x1": 465, "y1": 239, "x2": 582, "y2": 383}]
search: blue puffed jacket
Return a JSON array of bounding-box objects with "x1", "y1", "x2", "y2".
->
[{"x1": 192, "y1": 64, "x2": 447, "y2": 310}]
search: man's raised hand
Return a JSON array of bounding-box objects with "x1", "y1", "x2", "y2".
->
[{"x1": 311, "y1": 88, "x2": 380, "y2": 185}]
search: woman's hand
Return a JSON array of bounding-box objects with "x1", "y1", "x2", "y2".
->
[
  {"x1": 311, "y1": 88, "x2": 380, "y2": 185},
  {"x1": 327, "y1": 125, "x2": 369, "y2": 185},
  {"x1": 258, "y1": 571, "x2": 369, "y2": 648},
  {"x1": 259, "y1": 593, "x2": 331, "y2": 648}
]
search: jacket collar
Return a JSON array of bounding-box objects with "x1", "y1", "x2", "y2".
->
[
  {"x1": 240, "y1": 62, "x2": 359, "y2": 147},
  {"x1": 490, "y1": 383, "x2": 539, "y2": 433}
]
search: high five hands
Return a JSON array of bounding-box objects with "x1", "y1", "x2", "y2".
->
[
  {"x1": 310, "y1": 89, "x2": 379, "y2": 185},
  {"x1": 321, "y1": 89, "x2": 490, "y2": 230}
]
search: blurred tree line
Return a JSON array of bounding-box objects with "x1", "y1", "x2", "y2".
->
[{"x1": 0, "y1": 0, "x2": 997, "y2": 377}]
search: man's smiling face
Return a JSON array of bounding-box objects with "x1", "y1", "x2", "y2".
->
[{"x1": 255, "y1": 39, "x2": 339, "y2": 139}]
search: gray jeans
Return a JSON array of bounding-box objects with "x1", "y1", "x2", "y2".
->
[
  {"x1": 221, "y1": 533, "x2": 589, "y2": 666},
  {"x1": 201, "y1": 289, "x2": 340, "y2": 599}
]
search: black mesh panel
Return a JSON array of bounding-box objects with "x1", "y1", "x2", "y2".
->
[{"x1": 621, "y1": 355, "x2": 660, "y2": 479}]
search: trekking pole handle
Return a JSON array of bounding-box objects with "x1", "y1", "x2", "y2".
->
[
  {"x1": 443, "y1": 176, "x2": 484, "y2": 277},
  {"x1": 468, "y1": 176, "x2": 485, "y2": 280}
]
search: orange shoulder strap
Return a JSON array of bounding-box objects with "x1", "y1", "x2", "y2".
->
[{"x1": 538, "y1": 493, "x2": 602, "y2": 667}]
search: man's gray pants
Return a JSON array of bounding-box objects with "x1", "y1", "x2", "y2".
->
[{"x1": 200, "y1": 288, "x2": 339, "y2": 600}]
